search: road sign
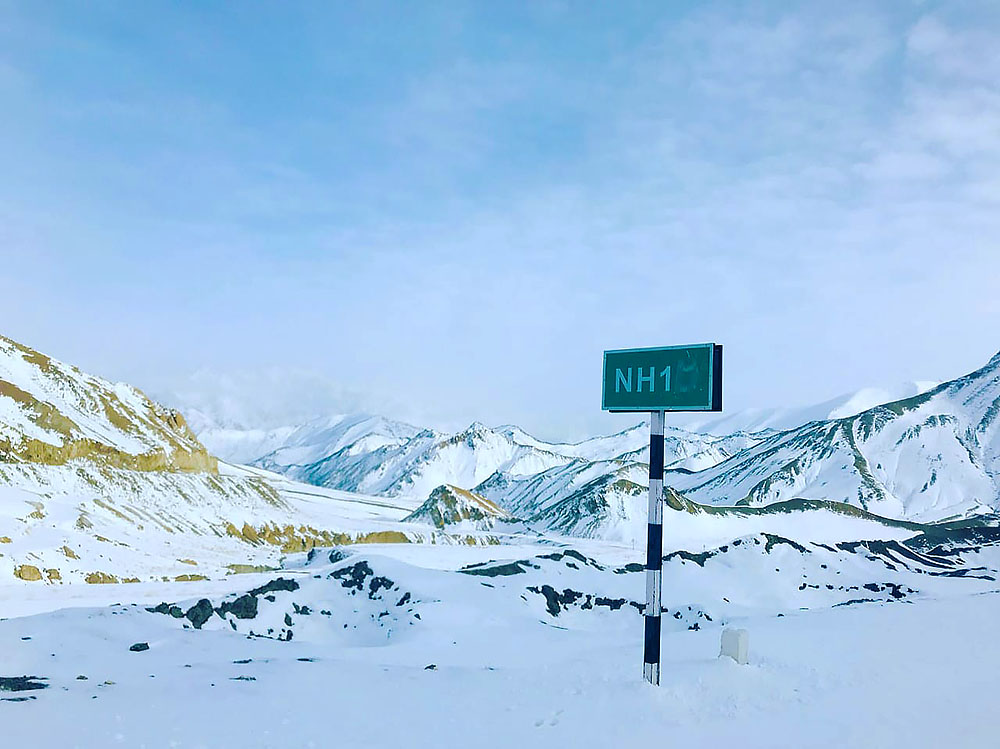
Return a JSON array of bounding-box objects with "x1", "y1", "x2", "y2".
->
[
  {"x1": 602, "y1": 343, "x2": 722, "y2": 412},
  {"x1": 601, "y1": 342, "x2": 723, "y2": 687}
]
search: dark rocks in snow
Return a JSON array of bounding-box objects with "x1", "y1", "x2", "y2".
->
[
  {"x1": 248, "y1": 578, "x2": 300, "y2": 597},
  {"x1": 527, "y1": 585, "x2": 632, "y2": 617},
  {"x1": 536, "y1": 549, "x2": 605, "y2": 570},
  {"x1": 129, "y1": 642, "x2": 150, "y2": 652},
  {"x1": 461, "y1": 550, "x2": 602, "y2": 577},
  {"x1": 307, "y1": 547, "x2": 351, "y2": 565},
  {"x1": 217, "y1": 594, "x2": 258, "y2": 621},
  {"x1": 530, "y1": 585, "x2": 582, "y2": 615},
  {"x1": 369, "y1": 575, "x2": 394, "y2": 598},
  {"x1": 862, "y1": 582, "x2": 914, "y2": 599},
  {"x1": 330, "y1": 561, "x2": 375, "y2": 591},
  {"x1": 614, "y1": 563, "x2": 644, "y2": 574},
  {"x1": 762, "y1": 534, "x2": 807, "y2": 553},
  {"x1": 459, "y1": 560, "x2": 537, "y2": 577},
  {"x1": 145, "y1": 561, "x2": 419, "y2": 644},
  {"x1": 592, "y1": 596, "x2": 627, "y2": 611},
  {"x1": 148, "y1": 577, "x2": 302, "y2": 630},
  {"x1": 663, "y1": 550, "x2": 716, "y2": 567},
  {"x1": 330, "y1": 561, "x2": 400, "y2": 601},
  {"x1": 185, "y1": 600, "x2": 214, "y2": 629},
  {"x1": 147, "y1": 602, "x2": 185, "y2": 618},
  {"x1": 905, "y1": 525, "x2": 1000, "y2": 554},
  {"x1": 0, "y1": 676, "x2": 48, "y2": 692}
]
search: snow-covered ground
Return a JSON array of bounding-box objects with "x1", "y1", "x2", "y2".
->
[{"x1": 4, "y1": 539, "x2": 1000, "y2": 748}]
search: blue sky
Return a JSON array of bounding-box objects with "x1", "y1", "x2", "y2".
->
[{"x1": 2, "y1": 1, "x2": 999, "y2": 439}]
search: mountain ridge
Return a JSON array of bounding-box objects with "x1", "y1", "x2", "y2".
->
[
  {"x1": 668, "y1": 348, "x2": 1000, "y2": 522},
  {"x1": 0, "y1": 335, "x2": 517, "y2": 585},
  {"x1": 181, "y1": 349, "x2": 1000, "y2": 533},
  {"x1": 0, "y1": 335, "x2": 216, "y2": 474},
  {"x1": 403, "y1": 484, "x2": 515, "y2": 530}
]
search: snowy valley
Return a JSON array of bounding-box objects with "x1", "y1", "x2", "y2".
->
[{"x1": 3, "y1": 333, "x2": 1000, "y2": 747}]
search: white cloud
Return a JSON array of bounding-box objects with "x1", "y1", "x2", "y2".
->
[
  {"x1": 3, "y1": 3, "x2": 1000, "y2": 440},
  {"x1": 153, "y1": 368, "x2": 393, "y2": 431}
]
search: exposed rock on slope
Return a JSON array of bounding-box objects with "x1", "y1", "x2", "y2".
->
[
  {"x1": 403, "y1": 484, "x2": 515, "y2": 530},
  {"x1": 0, "y1": 335, "x2": 215, "y2": 473},
  {"x1": 0, "y1": 335, "x2": 496, "y2": 584}
]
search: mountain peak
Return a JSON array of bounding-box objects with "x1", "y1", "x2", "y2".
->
[{"x1": 403, "y1": 484, "x2": 514, "y2": 530}]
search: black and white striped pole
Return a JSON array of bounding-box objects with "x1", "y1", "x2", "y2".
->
[
  {"x1": 601, "y1": 343, "x2": 722, "y2": 687},
  {"x1": 643, "y1": 410, "x2": 665, "y2": 685}
]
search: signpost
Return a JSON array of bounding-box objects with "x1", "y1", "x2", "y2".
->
[{"x1": 602, "y1": 343, "x2": 722, "y2": 685}]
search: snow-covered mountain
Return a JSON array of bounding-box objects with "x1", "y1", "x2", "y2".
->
[
  {"x1": 0, "y1": 336, "x2": 511, "y2": 585},
  {"x1": 8, "y1": 344, "x2": 1000, "y2": 747},
  {"x1": 201, "y1": 413, "x2": 422, "y2": 471},
  {"x1": 670, "y1": 352, "x2": 1000, "y2": 522},
  {"x1": 8, "y1": 334, "x2": 1000, "y2": 747},
  {"x1": 180, "y1": 350, "x2": 1000, "y2": 536},
  {"x1": 0, "y1": 335, "x2": 216, "y2": 474},
  {"x1": 208, "y1": 416, "x2": 756, "y2": 529}
]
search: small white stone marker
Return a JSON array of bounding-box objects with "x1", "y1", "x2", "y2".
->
[{"x1": 720, "y1": 628, "x2": 749, "y2": 665}]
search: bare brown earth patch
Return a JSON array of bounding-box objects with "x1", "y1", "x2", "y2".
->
[
  {"x1": 85, "y1": 571, "x2": 119, "y2": 584},
  {"x1": 14, "y1": 565, "x2": 43, "y2": 581}
]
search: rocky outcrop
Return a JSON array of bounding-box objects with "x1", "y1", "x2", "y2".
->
[
  {"x1": 0, "y1": 335, "x2": 217, "y2": 474},
  {"x1": 404, "y1": 484, "x2": 515, "y2": 530}
]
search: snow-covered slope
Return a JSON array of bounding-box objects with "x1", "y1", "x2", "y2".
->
[
  {"x1": 192, "y1": 423, "x2": 297, "y2": 467},
  {"x1": 210, "y1": 416, "x2": 755, "y2": 518},
  {"x1": 0, "y1": 336, "x2": 517, "y2": 585},
  {"x1": 202, "y1": 412, "x2": 422, "y2": 472},
  {"x1": 9, "y1": 339, "x2": 1000, "y2": 746},
  {"x1": 670, "y1": 352, "x2": 1000, "y2": 522},
  {"x1": 0, "y1": 335, "x2": 215, "y2": 473},
  {"x1": 253, "y1": 418, "x2": 759, "y2": 543},
  {"x1": 7, "y1": 481, "x2": 1000, "y2": 747}
]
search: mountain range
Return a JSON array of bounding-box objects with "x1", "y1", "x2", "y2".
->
[
  {"x1": 0, "y1": 335, "x2": 512, "y2": 585},
  {"x1": 188, "y1": 350, "x2": 1000, "y2": 532},
  {"x1": 3, "y1": 330, "x2": 999, "y2": 589}
]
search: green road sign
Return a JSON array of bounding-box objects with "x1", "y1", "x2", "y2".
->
[{"x1": 602, "y1": 343, "x2": 722, "y2": 412}]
